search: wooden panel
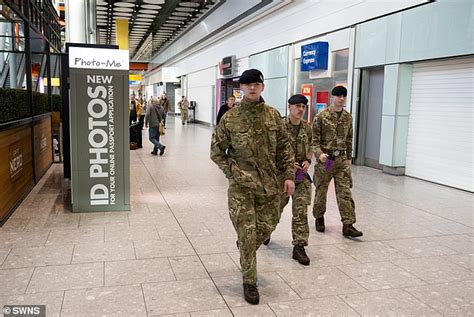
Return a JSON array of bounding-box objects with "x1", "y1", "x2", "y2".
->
[
  {"x1": 0, "y1": 124, "x2": 34, "y2": 223},
  {"x1": 34, "y1": 116, "x2": 53, "y2": 181}
]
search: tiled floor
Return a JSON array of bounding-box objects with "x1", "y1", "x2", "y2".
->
[{"x1": 1, "y1": 117, "x2": 473, "y2": 316}]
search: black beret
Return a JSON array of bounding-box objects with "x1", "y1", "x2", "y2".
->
[
  {"x1": 331, "y1": 85, "x2": 347, "y2": 96},
  {"x1": 239, "y1": 69, "x2": 264, "y2": 84},
  {"x1": 288, "y1": 94, "x2": 308, "y2": 105}
]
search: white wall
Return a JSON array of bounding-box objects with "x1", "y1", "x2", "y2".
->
[
  {"x1": 159, "y1": 0, "x2": 428, "y2": 77},
  {"x1": 187, "y1": 67, "x2": 217, "y2": 124}
]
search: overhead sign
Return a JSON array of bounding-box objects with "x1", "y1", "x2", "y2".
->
[
  {"x1": 69, "y1": 45, "x2": 130, "y2": 212},
  {"x1": 301, "y1": 42, "x2": 329, "y2": 71},
  {"x1": 219, "y1": 55, "x2": 237, "y2": 77}
]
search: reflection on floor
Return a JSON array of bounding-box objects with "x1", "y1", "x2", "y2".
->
[{"x1": 0, "y1": 117, "x2": 472, "y2": 316}]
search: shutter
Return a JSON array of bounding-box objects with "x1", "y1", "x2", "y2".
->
[{"x1": 406, "y1": 57, "x2": 474, "y2": 192}]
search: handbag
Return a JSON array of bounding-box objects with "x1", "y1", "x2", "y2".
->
[{"x1": 159, "y1": 121, "x2": 165, "y2": 135}]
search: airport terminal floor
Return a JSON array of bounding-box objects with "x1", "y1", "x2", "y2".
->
[{"x1": 0, "y1": 117, "x2": 472, "y2": 316}]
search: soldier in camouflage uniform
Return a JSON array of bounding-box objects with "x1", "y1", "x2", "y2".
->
[
  {"x1": 312, "y1": 86, "x2": 363, "y2": 238},
  {"x1": 276, "y1": 94, "x2": 313, "y2": 265},
  {"x1": 210, "y1": 69, "x2": 295, "y2": 305}
]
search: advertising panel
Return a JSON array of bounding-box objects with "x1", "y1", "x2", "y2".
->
[
  {"x1": 69, "y1": 45, "x2": 130, "y2": 212},
  {"x1": 301, "y1": 42, "x2": 329, "y2": 71}
]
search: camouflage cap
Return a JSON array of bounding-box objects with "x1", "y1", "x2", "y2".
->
[
  {"x1": 288, "y1": 94, "x2": 308, "y2": 105},
  {"x1": 239, "y1": 69, "x2": 264, "y2": 84},
  {"x1": 331, "y1": 85, "x2": 347, "y2": 96}
]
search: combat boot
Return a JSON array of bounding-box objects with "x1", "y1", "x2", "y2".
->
[
  {"x1": 315, "y1": 217, "x2": 325, "y2": 232},
  {"x1": 243, "y1": 283, "x2": 259, "y2": 305},
  {"x1": 263, "y1": 238, "x2": 270, "y2": 245},
  {"x1": 343, "y1": 224, "x2": 363, "y2": 238},
  {"x1": 292, "y1": 245, "x2": 310, "y2": 266}
]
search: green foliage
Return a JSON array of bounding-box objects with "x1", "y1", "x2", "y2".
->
[
  {"x1": 0, "y1": 88, "x2": 30, "y2": 124},
  {"x1": 52, "y1": 94, "x2": 61, "y2": 112},
  {"x1": 0, "y1": 88, "x2": 54, "y2": 124}
]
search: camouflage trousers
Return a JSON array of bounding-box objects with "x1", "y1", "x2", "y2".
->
[
  {"x1": 279, "y1": 177, "x2": 311, "y2": 246},
  {"x1": 313, "y1": 157, "x2": 356, "y2": 224},
  {"x1": 228, "y1": 183, "x2": 280, "y2": 285},
  {"x1": 181, "y1": 110, "x2": 188, "y2": 123}
]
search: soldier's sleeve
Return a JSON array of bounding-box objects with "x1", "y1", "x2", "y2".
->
[
  {"x1": 346, "y1": 118, "x2": 353, "y2": 160},
  {"x1": 210, "y1": 118, "x2": 232, "y2": 178},
  {"x1": 312, "y1": 114, "x2": 324, "y2": 159},
  {"x1": 144, "y1": 105, "x2": 151, "y2": 126},
  {"x1": 275, "y1": 115, "x2": 295, "y2": 182},
  {"x1": 306, "y1": 123, "x2": 314, "y2": 159}
]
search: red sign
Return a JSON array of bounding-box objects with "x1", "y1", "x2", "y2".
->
[{"x1": 301, "y1": 84, "x2": 313, "y2": 122}]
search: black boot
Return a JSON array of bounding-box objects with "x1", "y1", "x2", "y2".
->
[
  {"x1": 343, "y1": 224, "x2": 363, "y2": 238},
  {"x1": 263, "y1": 238, "x2": 270, "y2": 246},
  {"x1": 243, "y1": 283, "x2": 259, "y2": 305},
  {"x1": 292, "y1": 245, "x2": 310, "y2": 266},
  {"x1": 315, "y1": 217, "x2": 325, "y2": 232}
]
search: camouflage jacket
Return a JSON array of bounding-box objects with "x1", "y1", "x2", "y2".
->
[
  {"x1": 312, "y1": 105, "x2": 353, "y2": 160},
  {"x1": 284, "y1": 118, "x2": 312, "y2": 164},
  {"x1": 178, "y1": 100, "x2": 189, "y2": 110},
  {"x1": 210, "y1": 97, "x2": 295, "y2": 195}
]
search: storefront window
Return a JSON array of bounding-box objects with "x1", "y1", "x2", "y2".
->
[{"x1": 294, "y1": 49, "x2": 349, "y2": 122}]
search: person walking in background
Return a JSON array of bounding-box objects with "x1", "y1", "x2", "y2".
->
[
  {"x1": 312, "y1": 85, "x2": 362, "y2": 238},
  {"x1": 210, "y1": 69, "x2": 295, "y2": 305},
  {"x1": 216, "y1": 95, "x2": 236, "y2": 125},
  {"x1": 145, "y1": 97, "x2": 166, "y2": 156},
  {"x1": 160, "y1": 93, "x2": 170, "y2": 128},
  {"x1": 129, "y1": 95, "x2": 141, "y2": 126},
  {"x1": 178, "y1": 96, "x2": 189, "y2": 125}
]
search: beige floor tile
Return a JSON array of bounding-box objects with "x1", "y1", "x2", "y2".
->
[
  {"x1": 0, "y1": 291, "x2": 63, "y2": 317},
  {"x1": 188, "y1": 235, "x2": 239, "y2": 254},
  {"x1": 392, "y1": 257, "x2": 473, "y2": 283},
  {"x1": 61, "y1": 285, "x2": 146, "y2": 316},
  {"x1": 230, "y1": 304, "x2": 276, "y2": 316},
  {"x1": 334, "y1": 241, "x2": 407, "y2": 263},
  {"x1": 444, "y1": 253, "x2": 474, "y2": 270},
  {"x1": 200, "y1": 253, "x2": 241, "y2": 278},
  {"x1": 404, "y1": 280, "x2": 474, "y2": 316},
  {"x1": 228, "y1": 248, "x2": 304, "y2": 274},
  {"x1": 213, "y1": 272, "x2": 300, "y2": 307},
  {"x1": 0, "y1": 249, "x2": 10, "y2": 265},
  {"x1": 142, "y1": 278, "x2": 226, "y2": 315},
  {"x1": 0, "y1": 218, "x2": 30, "y2": 232},
  {"x1": 104, "y1": 225, "x2": 159, "y2": 242},
  {"x1": 169, "y1": 256, "x2": 208, "y2": 280},
  {"x1": 46, "y1": 227, "x2": 104, "y2": 245},
  {"x1": 385, "y1": 237, "x2": 459, "y2": 257},
  {"x1": 0, "y1": 268, "x2": 34, "y2": 295},
  {"x1": 105, "y1": 258, "x2": 175, "y2": 287},
  {"x1": 432, "y1": 234, "x2": 474, "y2": 254},
  {"x1": 304, "y1": 244, "x2": 359, "y2": 267},
  {"x1": 341, "y1": 289, "x2": 441, "y2": 316},
  {"x1": 0, "y1": 231, "x2": 50, "y2": 248},
  {"x1": 337, "y1": 261, "x2": 425, "y2": 291},
  {"x1": 278, "y1": 267, "x2": 365, "y2": 298},
  {"x1": 269, "y1": 296, "x2": 359, "y2": 316},
  {"x1": 134, "y1": 237, "x2": 195, "y2": 259},
  {"x1": 72, "y1": 241, "x2": 135, "y2": 263},
  {"x1": 2, "y1": 245, "x2": 73, "y2": 268},
  {"x1": 190, "y1": 308, "x2": 233, "y2": 317},
  {"x1": 79, "y1": 213, "x2": 129, "y2": 227},
  {"x1": 27, "y1": 262, "x2": 103, "y2": 293},
  {"x1": 25, "y1": 214, "x2": 80, "y2": 230}
]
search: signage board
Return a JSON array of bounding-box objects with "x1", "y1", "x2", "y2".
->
[
  {"x1": 301, "y1": 42, "x2": 329, "y2": 71},
  {"x1": 219, "y1": 55, "x2": 237, "y2": 77},
  {"x1": 69, "y1": 45, "x2": 130, "y2": 212}
]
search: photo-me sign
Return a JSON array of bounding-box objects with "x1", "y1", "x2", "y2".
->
[
  {"x1": 69, "y1": 45, "x2": 130, "y2": 212},
  {"x1": 301, "y1": 42, "x2": 329, "y2": 71}
]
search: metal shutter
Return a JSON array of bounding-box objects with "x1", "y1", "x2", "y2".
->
[{"x1": 406, "y1": 57, "x2": 474, "y2": 192}]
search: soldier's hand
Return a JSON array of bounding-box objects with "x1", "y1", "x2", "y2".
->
[
  {"x1": 283, "y1": 180, "x2": 295, "y2": 197},
  {"x1": 319, "y1": 153, "x2": 328, "y2": 163},
  {"x1": 301, "y1": 160, "x2": 310, "y2": 172},
  {"x1": 347, "y1": 159, "x2": 352, "y2": 166}
]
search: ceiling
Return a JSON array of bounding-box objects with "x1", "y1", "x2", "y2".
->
[{"x1": 96, "y1": 0, "x2": 219, "y2": 62}]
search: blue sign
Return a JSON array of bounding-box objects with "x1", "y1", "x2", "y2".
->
[{"x1": 301, "y1": 42, "x2": 329, "y2": 71}]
